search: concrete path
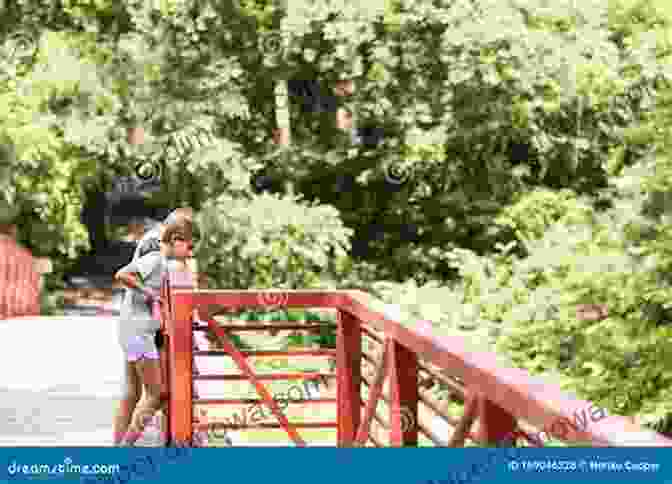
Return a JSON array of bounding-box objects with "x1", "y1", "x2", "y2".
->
[
  {"x1": 0, "y1": 314, "x2": 282, "y2": 446},
  {"x1": 0, "y1": 316, "x2": 123, "y2": 446}
]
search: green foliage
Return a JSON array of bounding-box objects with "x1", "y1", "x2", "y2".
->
[
  {"x1": 282, "y1": 310, "x2": 336, "y2": 348},
  {"x1": 40, "y1": 289, "x2": 66, "y2": 316},
  {"x1": 194, "y1": 192, "x2": 353, "y2": 290},
  {"x1": 266, "y1": 0, "x2": 670, "y2": 281},
  {"x1": 3, "y1": 0, "x2": 672, "y2": 438},
  {"x1": 1, "y1": 0, "x2": 669, "y2": 281},
  {"x1": 495, "y1": 189, "x2": 595, "y2": 242},
  {"x1": 374, "y1": 163, "x2": 672, "y2": 433},
  {"x1": 38, "y1": 272, "x2": 67, "y2": 315}
]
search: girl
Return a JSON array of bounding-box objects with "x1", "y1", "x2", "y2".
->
[{"x1": 113, "y1": 219, "x2": 194, "y2": 446}]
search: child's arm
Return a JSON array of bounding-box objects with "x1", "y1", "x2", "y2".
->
[
  {"x1": 115, "y1": 271, "x2": 155, "y2": 299},
  {"x1": 115, "y1": 253, "x2": 161, "y2": 301}
]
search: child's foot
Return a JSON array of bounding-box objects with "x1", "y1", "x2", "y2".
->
[
  {"x1": 115, "y1": 439, "x2": 135, "y2": 447},
  {"x1": 115, "y1": 429, "x2": 141, "y2": 447}
]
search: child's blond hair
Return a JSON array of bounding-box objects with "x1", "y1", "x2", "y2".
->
[{"x1": 161, "y1": 219, "x2": 194, "y2": 244}]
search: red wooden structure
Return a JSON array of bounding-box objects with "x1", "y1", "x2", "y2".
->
[
  {"x1": 158, "y1": 278, "x2": 672, "y2": 447},
  {"x1": 0, "y1": 236, "x2": 40, "y2": 320}
]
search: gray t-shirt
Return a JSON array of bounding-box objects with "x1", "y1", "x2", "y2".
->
[
  {"x1": 133, "y1": 226, "x2": 162, "y2": 260},
  {"x1": 117, "y1": 252, "x2": 168, "y2": 342}
]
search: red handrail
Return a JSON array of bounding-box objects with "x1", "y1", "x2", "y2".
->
[
  {"x1": 0, "y1": 237, "x2": 40, "y2": 320},
  {"x1": 160, "y1": 287, "x2": 672, "y2": 447}
]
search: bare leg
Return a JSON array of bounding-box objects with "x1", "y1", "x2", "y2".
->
[
  {"x1": 113, "y1": 361, "x2": 141, "y2": 445},
  {"x1": 123, "y1": 358, "x2": 163, "y2": 445}
]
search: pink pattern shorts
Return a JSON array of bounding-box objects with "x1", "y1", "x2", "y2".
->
[{"x1": 124, "y1": 334, "x2": 159, "y2": 361}]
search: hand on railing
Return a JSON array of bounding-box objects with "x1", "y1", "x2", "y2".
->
[
  {"x1": 143, "y1": 288, "x2": 163, "y2": 320},
  {"x1": 142, "y1": 287, "x2": 160, "y2": 303}
]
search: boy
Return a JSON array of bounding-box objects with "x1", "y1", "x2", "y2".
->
[
  {"x1": 113, "y1": 219, "x2": 194, "y2": 446},
  {"x1": 133, "y1": 207, "x2": 193, "y2": 259}
]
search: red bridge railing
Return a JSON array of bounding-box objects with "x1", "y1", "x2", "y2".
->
[
  {"x1": 159, "y1": 278, "x2": 672, "y2": 447},
  {"x1": 0, "y1": 236, "x2": 40, "y2": 320}
]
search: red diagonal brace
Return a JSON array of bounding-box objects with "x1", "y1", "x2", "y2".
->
[
  {"x1": 447, "y1": 391, "x2": 479, "y2": 447},
  {"x1": 205, "y1": 316, "x2": 306, "y2": 446},
  {"x1": 354, "y1": 339, "x2": 390, "y2": 446}
]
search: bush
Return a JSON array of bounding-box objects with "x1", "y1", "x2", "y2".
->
[
  {"x1": 194, "y1": 192, "x2": 353, "y2": 290},
  {"x1": 373, "y1": 171, "x2": 672, "y2": 434},
  {"x1": 282, "y1": 310, "x2": 337, "y2": 349}
]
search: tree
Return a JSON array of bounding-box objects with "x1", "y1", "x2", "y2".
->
[{"x1": 1, "y1": 0, "x2": 670, "y2": 285}]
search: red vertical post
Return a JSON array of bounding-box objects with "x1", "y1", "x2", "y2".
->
[
  {"x1": 8, "y1": 246, "x2": 17, "y2": 317},
  {"x1": 31, "y1": 254, "x2": 40, "y2": 315},
  {"x1": 0, "y1": 239, "x2": 8, "y2": 319},
  {"x1": 336, "y1": 310, "x2": 361, "y2": 446},
  {"x1": 23, "y1": 253, "x2": 32, "y2": 315},
  {"x1": 388, "y1": 341, "x2": 418, "y2": 446},
  {"x1": 16, "y1": 251, "x2": 26, "y2": 315},
  {"x1": 160, "y1": 338, "x2": 171, "y2": 445},
  {"x1": 476, "y1": 398, "x2": 518, "y2": 446},
  {"x1": 159, "y1": 277, "x2": 172, "y2": 446},
  {"x1": 22, "y1": 250, "x2": 38, "y2": 316},
  {"x1": 168, "y1": 288, "x2": 194, "y2": 446}
]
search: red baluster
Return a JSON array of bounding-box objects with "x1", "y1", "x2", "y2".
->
[
  {"x1": 388, "y1": 340, "x2": 419, "y2": 446},
  {"x1": 336, "y1": 310, "x2": 361, "y2": 446}
]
